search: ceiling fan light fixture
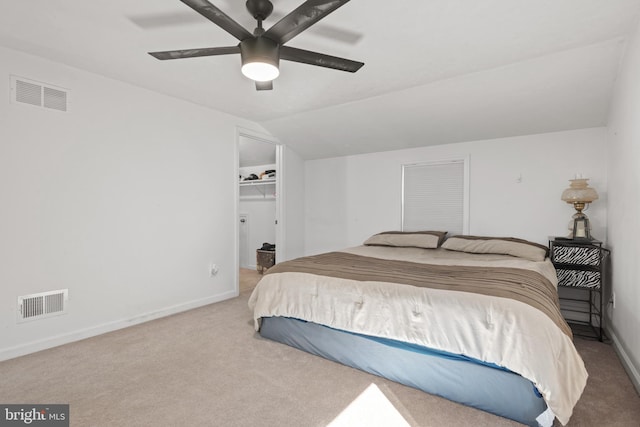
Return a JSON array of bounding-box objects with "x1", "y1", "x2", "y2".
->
[
  {"x1": 241, "y1": 62, "x2": 279, "y2": 82},
  {"x1": 240, "y1": 37, "x2": 280, "y2": 82}
]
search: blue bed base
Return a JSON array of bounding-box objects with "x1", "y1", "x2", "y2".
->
[{"x1": 259, "y1": 316, "x2": 547, "y2": 427}]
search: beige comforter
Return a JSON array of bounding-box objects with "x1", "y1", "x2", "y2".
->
[{"x1": 248, "y1": 246, "x2": 587, "y2": 425}]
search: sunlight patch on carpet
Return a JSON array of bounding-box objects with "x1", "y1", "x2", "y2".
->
[{"x1": 327, "y1": 383, "x2": 411, "y2": 427}]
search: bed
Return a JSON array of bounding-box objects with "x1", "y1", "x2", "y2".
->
[{"x1": 248, "y1": 232, "x2": 588, "y2": 426}]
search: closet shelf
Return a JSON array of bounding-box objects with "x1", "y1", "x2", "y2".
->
[
  {"x1": 239, "y1": 178, "x2": 276, "y2": 187},
  {"x1": 239, "y1": 178, "x2": 276, "y2": 199}
]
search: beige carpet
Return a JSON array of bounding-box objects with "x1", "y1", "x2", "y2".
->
[
  {"x1": 239, "y1": 267, "x2": 262, "y2": 293},
  {"x1": 0, "y1": 286, "x2": 638, "y2": 426}
]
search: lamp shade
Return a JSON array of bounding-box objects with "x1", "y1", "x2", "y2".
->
[
  {"x1": 561, "y1": 178, "x2": 599, "y2": 204},
  {"x1": 240, "y1": 37, "x2": 280, "y2": 82}
]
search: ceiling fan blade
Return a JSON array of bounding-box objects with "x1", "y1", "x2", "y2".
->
[
  {"x1": 280, "y1": 46, "x2": 363, "y2": 73},
  {"x1": 267, "y1": 10, "x2": 362, "y2": 45},
  {"x1": 263, "y1": 0, "x2": 351, "y2": 45},
  {"x1": 129, "y1": 11, "x2": 204, "y2": 30},
  {"x1": 255, "y1": 81, "x2": 273, "y2": 91},
  {"x1": 180, "y1": 0, "x2": 252, "y2": 41},
  {"x1": 129, "y1": 8, "x2": 362, "y2": 45},
  {"x1": 149, "y1": 46, "x2": 240, "y2": 60}
]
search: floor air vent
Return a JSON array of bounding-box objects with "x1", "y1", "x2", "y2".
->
[
  {"x1": 18, "y1": 289, "x2": 68, "y2": 323},
  {"x1": 11, "y1": 75, "x2": 69, "y2": 112}
]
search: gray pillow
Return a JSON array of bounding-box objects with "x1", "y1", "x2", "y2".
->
[
  {"x1": 364, "y1": 231, "x2": 447, "y2": 249},
  {"x1": 441, "y1": 235, "x2": 548, "y2": 262}
]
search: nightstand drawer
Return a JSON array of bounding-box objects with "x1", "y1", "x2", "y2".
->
[
  {"x1": 551, "y1": 245, "x2": 601, "y2": 266},
  {"x1": 556, "y1": 268, "x2": 601, "y2": 289}
]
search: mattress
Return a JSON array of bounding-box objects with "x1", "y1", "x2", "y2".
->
[
  {"x1": 260, "y1": 316, "x2": 550, "y2": 426},
  {"x1": 249, "y1": 245, "x2": 587, "y2": 425}
]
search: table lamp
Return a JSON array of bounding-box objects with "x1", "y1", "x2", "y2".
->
[{"x1": 561, "y1": 177, "x2": 598, "y2": 239}]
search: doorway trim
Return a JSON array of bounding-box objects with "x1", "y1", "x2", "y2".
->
[{"x1": 234, "y1": 126, "x2": 284, "y2": 295}]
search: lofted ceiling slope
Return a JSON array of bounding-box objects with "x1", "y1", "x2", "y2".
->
[{"x1": 1, "y1": 0, "x2": 639, "y2": 160}]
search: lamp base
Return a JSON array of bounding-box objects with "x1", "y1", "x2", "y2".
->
[{"x1": 568, "y1": 213, "x2": 593, "y2": 240}]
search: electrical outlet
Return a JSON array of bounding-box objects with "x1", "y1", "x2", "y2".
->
[
  {"x1": 611, "y1": 292, "x2": 616, "y2": 308},
  {"x1": 209, "y1": 264, "x2": 219, "y2": 277}
]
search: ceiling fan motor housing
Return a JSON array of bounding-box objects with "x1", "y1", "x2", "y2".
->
[
  {"x1": 240, "y1": 37, "x2": 280, "y2": 81},
  {"x1": 246, "y1": 0, "x2": 274, "y2": 21}
]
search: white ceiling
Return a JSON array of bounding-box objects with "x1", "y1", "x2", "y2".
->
[{"x1": 1, "y1": 0, "x2": 639, "y2": 160}]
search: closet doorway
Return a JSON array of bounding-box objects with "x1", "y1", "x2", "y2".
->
[{"x1": 236, "y1": 128, "x2": 282, "y2": 292}]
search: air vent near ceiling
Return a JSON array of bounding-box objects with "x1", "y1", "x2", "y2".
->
[
  {"x1": 15, "y1": 79, "x2": 41, "y2": 106},
  {"x1": 17, "y1": 289, "x2": 69, "y2": 323},
  {"x1": 10, "y1": 75, "x2": 69, "y2": 112}
]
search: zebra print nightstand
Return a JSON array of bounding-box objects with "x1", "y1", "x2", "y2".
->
[{"x1": 549, "y1": 237, "x2": 607, "y2": 341}]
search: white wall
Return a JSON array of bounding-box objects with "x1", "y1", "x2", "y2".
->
[
  {"x1": 305, "y1": 128, "x2": 608, "y2": 255},
  {"x1": 0, "y1": 46, "x2": 265, "y2": 360},
  {"x1": 281, "y1": 145, "x2": 305, "y2": 261},
  {"x1": 606, "y1": 16, "x2": 640, "y2": 390},
  {"x1": 304, "y1": 156, "x2": 350, "y2": 254}
]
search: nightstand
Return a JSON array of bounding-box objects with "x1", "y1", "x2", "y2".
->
[{"x1": 549, "y1": 237, "x2": 607, "y2": 341}]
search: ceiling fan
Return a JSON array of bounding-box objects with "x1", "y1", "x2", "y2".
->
[{"x1": 148, "y1": 0, "x2": 365, "y2": 91}]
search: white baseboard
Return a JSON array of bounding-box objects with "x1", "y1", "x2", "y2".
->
[
  {"x1": 0, "y1": 290, "x2": 238, "y2": 362},
  {"x1": 607, "y1": 327, "x2": 640, "y2": 394}
]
